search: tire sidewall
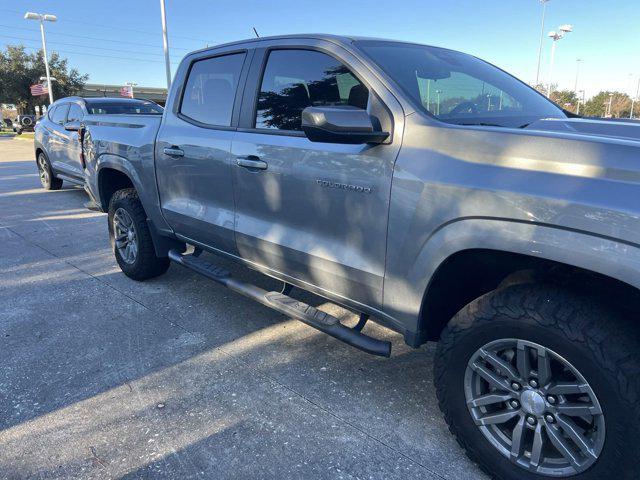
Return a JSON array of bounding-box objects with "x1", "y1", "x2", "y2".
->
[{"x1": 437, "y1": 289, "x2": 633, "y2": 480}]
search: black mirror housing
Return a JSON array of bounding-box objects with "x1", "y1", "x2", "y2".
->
[
  {"x1": 301, "y1": 106, "x2": 389, "y2": 145},
  {"x1": 64, "y1": 121, "x2": 82, "y2": 132}
]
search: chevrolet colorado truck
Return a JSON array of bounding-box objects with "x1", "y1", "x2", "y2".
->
[{"x1": 73, "y1": 35, "x2": 640, "y2": 479}]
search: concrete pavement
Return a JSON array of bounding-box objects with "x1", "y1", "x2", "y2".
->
[{"x1": 0, "y1": 137, "x2": 487, "y2": 479}]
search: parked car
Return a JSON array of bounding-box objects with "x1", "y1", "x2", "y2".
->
[
  {"x1": 81, "y1": 35, "x2": 640, "y2": 480},
  {"x1": 12, "y1": 114, "x2": 37, "y2": 134},
  {"x1": 33, "y1": 97, "x2": 163, "y2": 190}
]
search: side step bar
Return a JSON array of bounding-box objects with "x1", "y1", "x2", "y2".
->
[{"x1": 168, "y1": 250, "x2": 391, "y2": 357}]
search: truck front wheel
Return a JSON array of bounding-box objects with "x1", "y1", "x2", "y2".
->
[
  {"x1": 434, "y1": 284, "x2": 640, "y2": 480},
  {"x1": 108, "y1": 188, "x2": 170, "y2": 281}
]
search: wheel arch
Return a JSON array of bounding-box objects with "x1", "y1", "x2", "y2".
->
[{"x1": 388, "y1": 218, "x2": 640, "y2": 346}]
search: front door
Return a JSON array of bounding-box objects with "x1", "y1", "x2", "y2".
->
[
  {"x1": 231, "y1": 47, "x2": 400, "y2": 308},
  {"x1": 155, "y1": 51, "x2": 248, "y2": 253},
  {"x1": 59, "y1": 102, "x2": 85, "y2": 179}
]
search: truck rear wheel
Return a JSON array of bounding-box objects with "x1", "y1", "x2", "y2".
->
[
  {"x1": 434, "y1": 284, "x2": 640, "y2": 480},
  {"x1": 108, "y1": 188, "x2": 170, "y2": 281}
]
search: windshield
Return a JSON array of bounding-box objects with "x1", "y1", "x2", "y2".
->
[
  {"x1": 356, "y1": 41, "x2": 565, "y2": 128},
  {"x1": 86, "y1": 101, "x2": 163, "y2": 115}
]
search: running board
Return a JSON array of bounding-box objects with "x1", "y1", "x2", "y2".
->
[{"x1": 168, "y1": 250, "x2": 391, "y2": 357}]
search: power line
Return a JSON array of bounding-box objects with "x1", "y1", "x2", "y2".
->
[
  {"x1": 0, "y1": 33, "x2": 184, "y2": 60},
  {"x1": 16, "y1": 43, "x2": 178, "y2": 65},
  {"x1": 0, "y1": 8, "x2": 214, "y2": 43},
  {"x1": 0, "y1": 24, "x2": 194, "y2": 51}
]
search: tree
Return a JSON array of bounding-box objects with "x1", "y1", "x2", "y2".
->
[
  {"x1": 582, "y1": 91, "x2": 632, "y2": 118},
  {"x1": 549, "y1": 90, "x2": 579, "y2": 112},
  {"x1": 0, "y1": 45, "x2": 88, "y2": 114}
]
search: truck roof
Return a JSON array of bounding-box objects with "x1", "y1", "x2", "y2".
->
[{"x1": 188, "y1": 33, "x2": 432, "y2": 55}]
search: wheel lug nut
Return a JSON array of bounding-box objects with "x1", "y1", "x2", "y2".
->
[
  {"x1": 526, "y1": 415, "x2": 537, "y2": 426},
  {"x1": 511, "y1": 382, "x2": 521, "y2": 391},
  {"x1": 547, "y1": 395, "x2": 557, "y2": 405},
  {"x1": 529, "y1": 379, "x2": 539, "y2": 388},
  {"x1": 545, "y1": 414, "x2": 555, "y2": 423},
  {"x1": 510, "y1": 400, "x2": 520, "y2": 409}
]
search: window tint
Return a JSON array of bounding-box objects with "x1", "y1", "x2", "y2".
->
[
  {"x1": 255, "y1": 50, "x2": 369, "y2": 131},
  {"x1": 357, "y1": 41, "x2": 563, "y2": 128},
  {"x1": 180, "y1": 53, "x2": 246, "y2": 126},
  {"x1": 86, "y1": 101, "x2": 163, "y2": 115},
  {"x1": 51, "y1": 104, "x2": 69, "y2": 125},
  {"x1": 67, "y1": 104, "x2": 84, "y2": 122}
]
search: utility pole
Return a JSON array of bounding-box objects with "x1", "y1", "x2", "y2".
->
[
  {"x1": 159, "y1": 0, "x2": 172, "y2": 88},
  {"x1": 631, "y1": 77, "x2": 640, "y2": 119},
  {"x1": 536, "y1": 0, "x2": 550, "y2": 87},
  {"x1": 576, "y1": 90, "x2": 585, "y2": 115},
  {"x1": 24, "y1": 12, "x2": 57, "y2": 105}
]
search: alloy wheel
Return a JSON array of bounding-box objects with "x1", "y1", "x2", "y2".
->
[
  {"x1": 37, "y1": 154, "x2": 50, "y2": 187},
  {"x1": 464, "y1": 339, "x2": 605, "y2": 476},
  {"x1": 113, "y1": 208, "x2": 138, "y2": 264}
]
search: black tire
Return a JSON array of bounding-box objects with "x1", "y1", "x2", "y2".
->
[
  {"x1": 108, "y1": 188, "x2": 170, "y2": 281},
  {"x1": 434, "y1": 284, "x2": 640, "y2": 480},
  {"x1": 37, "y1": 152, "x2": 63, "y2": 190}
]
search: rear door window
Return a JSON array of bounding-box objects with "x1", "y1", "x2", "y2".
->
[
  {"x1": 255, "y1": 49, "x2": 368, "y2": 131},
  {"x1": 180, "y1": 52, "x2": 246, "y2": 126}
]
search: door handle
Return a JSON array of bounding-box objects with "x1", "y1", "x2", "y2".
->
[
  {"x1": 236, "y1": 156, "x2": 267, "y2": 170},
  {"x1": 163, "y1": 146, "x2": 184, "y2": 157}
]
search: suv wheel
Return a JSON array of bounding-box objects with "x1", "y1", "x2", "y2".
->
[
  {"x1": 108, "y1": 188, "x2": 170, "y2": 281},
  {"x1": 435, "y1": 284, "x2": 640, "y2": 480},
  {"x1": 37, "y1": 152, "x2": 63, "y2": 190}
]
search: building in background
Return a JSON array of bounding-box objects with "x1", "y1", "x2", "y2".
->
[{"x1": 78, "y1": 84, "x2": 168, "y2": 106}]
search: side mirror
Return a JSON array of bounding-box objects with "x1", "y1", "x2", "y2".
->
[
  {"x1": 301, "y1": 106, "x2": 389, "y2": 145},
  {"x1": 64, "y1": 121, "x2": 82, "y2": 132}
]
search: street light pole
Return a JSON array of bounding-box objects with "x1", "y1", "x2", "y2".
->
[
  {"x1": 546, "y1": 25, "x2": 573, "y2": 97},
  {"x1": 159, "y1": 0, "x2": 172, "y2": 89},
  {"x1": 535, "y1": 0, "x2": 550, "y2": 87},
  {"x1": 631, "y1": 77, "x2": 640, "y2": 119},
  {"x1": 24, "y1": 12, "x2": 57, "y2": 105},
  {"x1": 574, "y1": 58, "x2": 582, "y2": 92}
]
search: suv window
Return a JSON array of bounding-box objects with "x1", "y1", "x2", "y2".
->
[
  {"x1": 67, "y1": 104, "x2": 84, "y2": 122},
  {"x1": 51, "y1": 104, "x2": 69, "y2": 125},
  {"x1": 255, "y1": 49, "x2": 369, "y2": 131},
  {"x1": 180, "y1": 53, "x2": 246, "y2": 126}
]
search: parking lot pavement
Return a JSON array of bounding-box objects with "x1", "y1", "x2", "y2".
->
[{"x1": 0, "y1": 138, "x2": 487, "y2": 480}]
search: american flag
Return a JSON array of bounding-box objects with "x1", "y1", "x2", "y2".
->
[
  {"x1": 30, "y1": 83, "x2": 48, "y2": 96},
  {"x1": 119, "y1": 85, "x2": 133, "y2": 98}
]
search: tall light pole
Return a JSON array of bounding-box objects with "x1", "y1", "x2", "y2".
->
[
  {"x1": 576, "y1": 89, "x2": 585, "y2": 115},
  {"x1": 24, "y1": 12, "x2": 57, "y2": 105},
  {"x1": 631, "y1": 77, "x2": 640, "y2": 119},
  {"x1": 159, "y1": 0, "x2": 172, "y2": 89},
  {"x1": 535, "y1": 0, "x2": 550, "y2": 87},
  {"x1": 546, "y1": 24, "x2": 573, "y2": 97},
  {"x1": 574, "y1": 58, "x2": 582, "y2": 92}
]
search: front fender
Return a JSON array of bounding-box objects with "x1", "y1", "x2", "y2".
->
[{"x1": 383, "y1": 218, "x2": 640, "y2": 333}]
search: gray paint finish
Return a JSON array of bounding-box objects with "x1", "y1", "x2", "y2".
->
[{"x1": 81, "y1": 34, "x2": 640, "y2": 342}]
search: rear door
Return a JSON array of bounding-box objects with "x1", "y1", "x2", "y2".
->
[
  {"x1": 155, "y1": 48, "x2": 252, "y2": 253},
  {"x1": 231, "y1": 42, "x2": 403, "y2": 308}
]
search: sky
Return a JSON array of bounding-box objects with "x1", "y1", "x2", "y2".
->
[{"x1": 1, "y1": 0, "x2": 638, "y2": 99}]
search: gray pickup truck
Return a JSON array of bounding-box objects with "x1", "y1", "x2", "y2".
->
[{"x1": 75, "y1": 35, "x2": 640, "y2": 479}]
